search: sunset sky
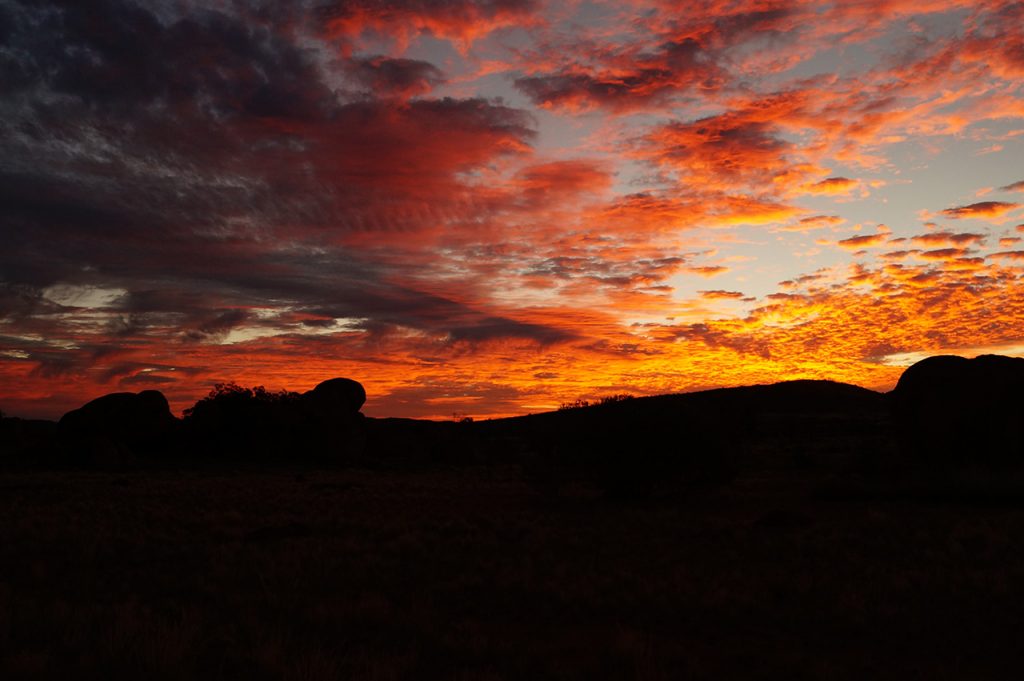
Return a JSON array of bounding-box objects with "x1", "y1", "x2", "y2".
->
[{"x1": 2, "y1": 0, "x2": 1023, "y2": 420}]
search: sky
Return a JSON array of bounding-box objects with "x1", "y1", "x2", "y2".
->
[{"x1": 1, "y1": 0, "x2": 1023, "y2": 420}]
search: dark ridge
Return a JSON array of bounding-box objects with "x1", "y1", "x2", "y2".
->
[{"x1": 2, "y1": 357, "x2": 1023, "y2": 496}]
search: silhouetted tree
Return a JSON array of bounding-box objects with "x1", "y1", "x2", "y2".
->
[
  {"x1": 558, "y1": 394, "x2": 635, "y2": 411},
  {"x1": 598, "y1": 394, "x2": 634, "y2": 406},
  {"x1": 182, "y1": 383, "x2": 302, "y2": 460},
  {"x1": 181, "y1": 379, "x2": 366, "y2": 463},
  {"x1": 183, "y1": 383, "x2": 299, "y2": 419}
]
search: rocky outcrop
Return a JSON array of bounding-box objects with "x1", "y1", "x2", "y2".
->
[
  {"x1": 891, "y1": 355, "x2": 1024, "y2": 467},
  {"x1": 58, "y1": 390, "x2": 176, "y2": 464},
  {"x1": 297, "y1": 378, "x2": 367, "y2": 460},
  {"x1": 301, "y1": 378, "x2": 366, "y2": 414}
]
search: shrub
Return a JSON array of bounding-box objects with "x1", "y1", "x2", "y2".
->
[
  {"x1": 598, "y1": 394, "x2": 634, "y2": 406},
  {"x1": 181, "y1": 383, "x2": 306, "y2": 460},
  {"x1": 558, "y1": 394, "x2": 635, "y2": 411},
  {"x1": 183, "y1": 383, "x2": 299, "y2": 419}
]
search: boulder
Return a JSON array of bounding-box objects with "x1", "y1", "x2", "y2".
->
[
  {"x1": 59, "y1": 390, "x2": 176, "y2": 455},
  {"x1": 296, "y1": 378, "x2": 367, "y2": 461},
  {"x1": 891, "y1": 355, "x2": 1024, "y2": 466},
  {"x1": 301, "y1": 378, "x2": 366, "y2": 414}
]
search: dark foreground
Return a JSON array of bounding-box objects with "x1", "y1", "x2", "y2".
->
[
  {"x1": 3, "y1": 464, "x2": 1024, "y2": 680},
  {"x1": 4, "y1": 355, "x2": 1024, "y2": 678}
]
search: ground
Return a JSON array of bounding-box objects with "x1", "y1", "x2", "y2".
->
[{"x1": 2, "y1": 463, "x2": 1023, "y2": 680}]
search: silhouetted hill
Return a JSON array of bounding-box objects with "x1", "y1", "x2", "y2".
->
[
  {"x1": 463, "y1": 379, "x2": 889, "y2": 497},
  {"x1": 5, "y1": 358, "x2": 1024, "y2": 488},
  {"x1": 481, "y1": 379, "x2": 884, "y2": 428}
]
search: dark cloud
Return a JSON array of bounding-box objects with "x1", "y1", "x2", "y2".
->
[
  {"x1": 514, "y1": 5, "x2": 798, "y2": 113},
  {"x1": 702, "y1": 6, "x2": 794, "y2": 41},
  {"x1": 447, "y1": 317, "x2": 575, "y2": 344},
  {"x1": 0, "y1": 0, "x2": 549, "y2": 387},
  {"x1": 910, "y1": 231, "x2": 985, "y2": 246},
  {"x1": 344, "y1": 55, "x2": 443, "y2": 97},
  {"x1": 183, "y1": 309, "x2": 253, "y2": 342},
  {"x1": 120, "y1": 373, "x2": 180, "y2": 386},
  {"x1": 961, "y1": 1, "x2": 1024, "y2": 79},
  {"x1": 700, "y1": 290, "x2": 745, "y2": 299},
  {"x1": 314, "y1": 0, "x2": 538, "y2": 42},
  {"x1": 918, "y1": 247, "x2": 967, "y2": 260},
  {"x1": 514, "y1": 38, "x2": 724, "y2": 113},
  {"x1": 516, "y1": 69, "x2": 679, "y2": 112},
  {"x1": 2, "y1": 0, "x2": 333, "y2": 118},
  {"x1": 522, "y1": 254, "x2": 685, "y2": 290},
  {"x1": 648, "y1": 114, "x2": 791, "y2": 186},
  {"x1": 990, "y1": 250, "x2": 1024, "y2": 261}
]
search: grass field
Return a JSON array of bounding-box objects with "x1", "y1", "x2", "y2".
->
[{"x1": 2, "y1": 463, "x2": 1023, "y2": 680}]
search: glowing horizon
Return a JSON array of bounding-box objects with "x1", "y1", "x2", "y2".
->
[{"x1": 2, "y1": 0, "x2": 1023, "y2": 420}]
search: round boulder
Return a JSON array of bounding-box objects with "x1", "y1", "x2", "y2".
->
[
  {"x1": 60, "y1": 390, "x2": 176, "y2": 446},
  {"x1": 303, "y1": 378, "x2": 366, "y2": 414},
  {"x1": 891, "y1": 355, "x2": 1024, "y2": 466}
]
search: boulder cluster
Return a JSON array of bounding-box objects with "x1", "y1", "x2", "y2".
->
[{"x1": 52, "y1": 378, "x2": 367, "y2": 465}]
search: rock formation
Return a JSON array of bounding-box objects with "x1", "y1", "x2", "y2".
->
[{"x1": 891, "y1": 355, "x2": 1024, "y2": 467}]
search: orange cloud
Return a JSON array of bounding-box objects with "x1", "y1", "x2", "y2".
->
[
  {"x1": 700, "y1": 290, "x2": 746, "y2": 299},
  {"x1": 805, "y1": 177, "x2": 858, "y2": 195},
  {"x1": 910, "y1": 231, "x2": 986, "y2": 247},
  {"x1": 513, "y1": 159, "x2": 613, "y2": 206},
  {"x1": 918, "y1": 247, "x2": 969, "y2": 261},
  {"x1": 835, "y1": 231, "x2": 890, "y2": 249},
  {"x1": 514, "y1": 45, "x2": 723, "y2": 113},
  {"x1": 318, "y1": 0, "x2": 539, "y2": 48},
  {"x1": 989, "y1": 250, "x2": 1024, "y2": 261},
  {"x1": 941, "y1": 201, "x2": 1020, "y2": 219},
  {"x1": 880, "y1": 250, "x2": 919, "y2": 260},
  {"x1": 777, "y1": 215, "x2": 845, "y2": 232},
  {"x1": 644, "y1": 113, "x2": 793, "y2": 189},
  {"x1": 688, "y1": 266, "x2": 729, "y2": 277}
]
